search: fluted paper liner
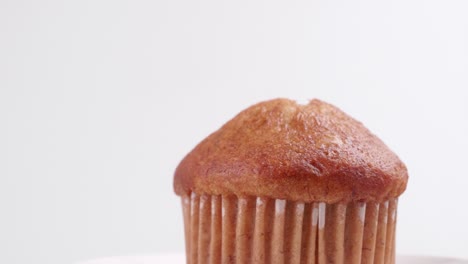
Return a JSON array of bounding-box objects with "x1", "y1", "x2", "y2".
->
[{"x1": 181, "y1": 193, "x2": 398, "y2": 264}]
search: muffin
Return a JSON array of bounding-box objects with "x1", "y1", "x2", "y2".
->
[{"x1": 174, "y1": 98, "x2": 408, "y2": 264}]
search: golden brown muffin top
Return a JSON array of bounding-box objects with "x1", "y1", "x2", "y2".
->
[{"x1": 174, "y1": 98, "x2": 408, "y2": 203}]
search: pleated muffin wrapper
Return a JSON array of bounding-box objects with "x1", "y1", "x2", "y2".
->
[{"x1": 181, "y1": 193, "x2": 398, "y2": 264}]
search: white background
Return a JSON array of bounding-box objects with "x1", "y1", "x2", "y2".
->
[{"x1": 1, "y1": 0, "x2": 468, "y2": 263}]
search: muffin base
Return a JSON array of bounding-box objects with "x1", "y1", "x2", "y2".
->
[{"x1": 181, "y1": 193, "x2": 398, "y2": 264}]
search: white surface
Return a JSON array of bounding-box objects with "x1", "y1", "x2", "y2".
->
[
  {"x1": 78, "y1": 255, "x2": 185, "y2": 264},
  {"x1": 78, "y1": 255, "x2": 468, "y2": 264},
  {"x1": 1, "y1": 0, "x2": 468, "y2": 264}
]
